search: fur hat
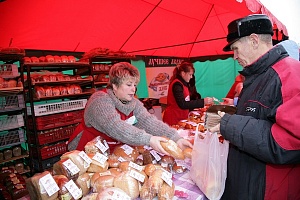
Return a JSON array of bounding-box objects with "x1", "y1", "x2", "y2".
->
[{"x1": 223, "y1": 14, "x2": 274, "y2": 51}]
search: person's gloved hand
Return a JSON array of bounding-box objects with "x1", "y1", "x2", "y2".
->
[
  {"x1": 209, "y1": 111, "x2": 225, "y2": 133},
  {"x1": 176, "y1": 138, "x2": 193, "y2": 150},
  {"x1": 149, "y1": 136, "x2": 170, "y2": 155}
]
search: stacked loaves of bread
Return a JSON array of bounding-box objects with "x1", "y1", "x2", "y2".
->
[
  {"x1": 23, "y1": 55, "x2": 77, "y2": 63},
  {"x1": 26, "y1": 135, "x2": 191, "y2": 199}
]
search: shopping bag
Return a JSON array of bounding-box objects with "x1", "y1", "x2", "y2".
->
[{"x1": 190, "y1": 127, "x2": 229, "y2": 200}]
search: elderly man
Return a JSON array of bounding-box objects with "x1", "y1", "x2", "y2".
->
[{"x1": 211, "y1": 14, "x2": 300, "y2": 200}]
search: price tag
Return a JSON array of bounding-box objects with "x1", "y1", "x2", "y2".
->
[
  {"x1": 129, "y1": 170, "x2": 145, "y2": 183},
  {"x1": 150, "y1": 150, "x2": 161, "y2": 161},
  {"x1": 128, "y1": 161, "x2": 143, "y2": 172},
  {"x1": 120, "y1": 144, "x2": 134, "y2": 155},
  {"x1": 103, "y1": 140, "x2": 109, "y2": 148},
  {"x1": 62, "y1": 159, "x2": 80, "y2": 175},
  {"x1": 65, "y1": 179, "x2": 83, "y2": 200},
  {"x1": 162, "y1": 171, "x2": 173, "y2": 187},
  {"x1": 95, "y1": 141, "x2": 109, "y2": 154},
  {"x1": 39, "y1": 173, "x2": 59, "y2": 197},
  {"x1": 118, "y1": 156, "x2": 126, "y2": 162},
  {"x1": 92, "y1": 152, "x2": 108, "y2": 166},
  {"x1": 79, "y1": 151, "x2": 92, "y2": 166}
]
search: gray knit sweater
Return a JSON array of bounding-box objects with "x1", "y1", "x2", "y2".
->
[{"x1": 72, "y1": 89, "x2": 181, "y2": 148}]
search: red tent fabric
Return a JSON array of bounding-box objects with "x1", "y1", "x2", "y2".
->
[{"x1": 0, "y1": 0, "x2": 288, "y2": 58}]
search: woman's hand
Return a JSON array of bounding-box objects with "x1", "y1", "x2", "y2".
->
[
  {"x1": 176, "y1": 138, "x2": 193, "y2": 150},
  {"x1": 149, "y1": 136, "x2": 170, "y2": 155}
]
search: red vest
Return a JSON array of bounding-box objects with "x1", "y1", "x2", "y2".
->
[
  {"x1": 68, "y1": 91, "x2": 133, "y2": 152},
  {"x1": 163, "y1": 79, "x2": 190, "y2": 126}
]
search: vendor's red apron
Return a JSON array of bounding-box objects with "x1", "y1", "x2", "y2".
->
[
  {"x1": 68, "y1": 109, "x2": 133, "y2": 152},
  {"x1": 163, "y1": 79, "x2": 190, "y2": 126}
]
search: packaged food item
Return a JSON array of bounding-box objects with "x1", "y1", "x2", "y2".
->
[
  {"x1": 0, "y1": 151, "x2": 3, "y2": 161},
  {"x1": 4, "y1": 149, "x2": 13, "y2": 160},
  {"x1": 15, "y1": 162, "x2": 24, "y2": 174},
  {"x1": 12, "y1": 146, "x2": 22, "y2": 157}
]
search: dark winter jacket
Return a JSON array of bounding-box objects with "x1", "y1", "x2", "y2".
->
[{"x1": 220, "y1": 45, "x2": 300, "y2": 200}]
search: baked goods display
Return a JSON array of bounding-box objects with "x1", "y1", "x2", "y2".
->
[
  {"x1": 23, "y1": 55, "x2": 77, "y2": 63},
  {"x1": 25, "y1": 134, "x2": 193, "y2": 199}
]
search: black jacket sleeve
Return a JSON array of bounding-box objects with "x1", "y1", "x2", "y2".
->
[{"x1": 172, "y1": 82, "x2": 205, "y2": 110}]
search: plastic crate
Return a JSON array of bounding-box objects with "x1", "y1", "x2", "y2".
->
[
  {"x1": 0, "y1": 114, "x2": 24, "y2": 131},
  {"x1": 28, "y1": 124, "x2": 78, "y2": 145},
  {"x1": 32, "y1": 156, "x2": 60, "y2": 171},
  {"x1": 30, "y1": 142, "x2": 67, "y2": 160},
  {"x1": 0, "y1": 94, "x2": 25, "y2": 112},
  {"x1": 28, "y1": 110, "x2": 84, "y2": 131},
  {"x1": 0, "y1": 129, "x2": 25, "y2": 148},
  {"x1": 0, "y1": 64, "x2": 19, "y2": 77},
  {"x1": 27, "y1": 99, "x2": 87, "y2": 116}
]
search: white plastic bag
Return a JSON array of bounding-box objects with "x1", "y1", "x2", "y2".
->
[{"x1": 190, "y1": 129, "x2": 229, "y2": 200}]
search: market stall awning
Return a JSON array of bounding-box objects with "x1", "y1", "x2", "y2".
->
[{"x1": 0, "y1": 0, "x2": 288, "y2": 58}]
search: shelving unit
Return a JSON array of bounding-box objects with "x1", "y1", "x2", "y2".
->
[
  {"x1": 0, "y1": 53, "x2": 30, "y2": 175},
  {"x1": 20, "y1": 60, "x2": 94, "y2": 172},
  {"x1": 77, "y1": 56, "x2": 131, "y2": 89}
]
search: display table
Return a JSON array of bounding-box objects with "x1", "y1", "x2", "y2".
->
[{"x1": 173, "y1": 171, "x2": 207, "y2": 200}]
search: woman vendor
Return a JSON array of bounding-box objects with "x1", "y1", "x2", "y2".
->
[{"x1": 67, "y1": 62, "x2": 192, "y2": 154}]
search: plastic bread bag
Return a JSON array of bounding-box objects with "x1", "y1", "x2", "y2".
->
[{"x1": 190, "y1": 124, "x2": 229, "y2": 200}]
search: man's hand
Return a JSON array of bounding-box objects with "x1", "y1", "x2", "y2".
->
[{"x1": 209, "y1": 111, "x2": 225, "y2": 133}]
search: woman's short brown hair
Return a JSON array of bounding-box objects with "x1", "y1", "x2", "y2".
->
[{"x1": 107, "y1": 62, "x2": 140, "y2": 88}]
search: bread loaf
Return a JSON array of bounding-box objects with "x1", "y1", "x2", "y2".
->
[{"x1": 160, "y1": 138, "x2": 184, "y2": 160}]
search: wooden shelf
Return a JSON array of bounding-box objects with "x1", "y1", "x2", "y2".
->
[{"x1": 0, "y1": 153, "x2": 29, "y2": 165}]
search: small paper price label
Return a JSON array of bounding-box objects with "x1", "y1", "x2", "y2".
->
[
  {"x1": 120, "y1": 144, "x2": 134, "y2": 155},
  {"x1": 79, "y1": 151, "x2": 92, "y2": 165},
  {"x1": 39, "y1": 173, "x2": 59, "y2": 196},
  {"x1": 129, "y1": 170, "x2": 145, "y2": 183},
  {"x1": 129, "y1": 161, "x2": 143, "y2": 171},
  {"x1": 95, "y1": 141, "x2": 109, "y2": 154},
  {"x1": 65, "y1": 179, "x2": 82, "y2": 200},
  {"x1": 92, "y1": 152, "x2": 108, "y2": 165},
  {"x1": 162, "y1": 171, "x2": 173, "y2": 187},
  {"x1": 118, "y1": 156, "x2": 126, "y2": 162},
  {"x1": 62, "y1": 159, "x2": 80, "y2": 175},
  {"x1": 150, "y1": 149, "x2": 161, "y2": 161}
]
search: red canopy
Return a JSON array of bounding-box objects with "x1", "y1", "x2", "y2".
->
[{"x1": 0, "y1": 0, "x2": 288, "y2": 58}]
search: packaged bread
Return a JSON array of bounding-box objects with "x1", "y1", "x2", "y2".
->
[
  {"x1": 52, "y1": 159, "x2": 80, "y2": 181},
  {"x1": 160, "y1": 137, "x2": 184, "y2": 160},
  {"x1": 60, "y1": 150, "x2": 89, "y2": 175},
  {"x1": 158, "y1": 182, "x2": 175, "y2": 200},
  {"x1": 147, "y1": 168, "x2": 164, "y2": 194},
  {"x1": 75, "y1": 173, "x2": 91, "y2": 196},
  {"x1": 87, "y1": 153, "x2": 109, "y2": 173},
  {"x1": 92, "y1": 174, "x2": 114, "y2": 193},
  {"x1": 53, "y1": 175, "x2": 73, "y2": 200},
  {"x1": 113, "y1": 171, "x2": 140, "y2": 199},
  {"x1": 140, "y1": 179, "x2": 156, "y2": 200},
  {"x1": 113, "y1": 144, "x2": 139, "y2": 162},
  {"x1": 96, "y1": 187, "x2": 131, "y2": 200},
  {"x1": 26, "y1": 171, "x2": 58, "y2": 200},
  {"x1": 84, "y1": 136, "x2": 110, "y2": 156}
]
